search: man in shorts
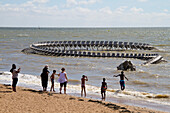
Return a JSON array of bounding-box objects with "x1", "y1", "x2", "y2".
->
[{"x1": 113, "y1": 71, "x2": 128, "y2": 90}]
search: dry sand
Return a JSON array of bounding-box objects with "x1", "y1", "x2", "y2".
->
[{"x1": 0, "y1": 84, "x2": 166, "y2": 113}]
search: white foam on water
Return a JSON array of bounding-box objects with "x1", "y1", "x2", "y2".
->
[
  {"x1": 17, "y1": 34, "x2": 29, "y2": 37},
  {"x1": 0, "y1": 71, "x2": 170, "y2": 106}
]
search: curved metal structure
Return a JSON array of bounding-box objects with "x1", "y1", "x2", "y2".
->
[{"x1": 22, "y1": 40, "x2": 165, "y2": 64}]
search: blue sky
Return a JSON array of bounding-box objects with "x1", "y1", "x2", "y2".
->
[{"x1": 0, "y1": 0, "x2": 170, "y2": 27}]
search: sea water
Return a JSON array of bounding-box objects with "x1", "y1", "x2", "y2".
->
[{"x1": 0, "y1": 27, "x2": 170, "y2": 112}]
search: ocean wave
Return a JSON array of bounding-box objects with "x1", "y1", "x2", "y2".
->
[
  {"x1": 166, "y1": 86, "x2": 170, "y2": 90},
  {"x1": 155, "y1": 44, "x2": 170, "y2": 47},
  {"x1": 68, "y1": 79, "x2": 80, "y2": 85},
  {"x1": 17, "y1": 34, "x2": 29, "y2": 37},
  {"x1": 154, "y1": 95, "x2": 169, "y2": 98},
  {"x1": 136, "y1": 69, "x2": 170, "y2": 79},
  {"x1": 107, "y1": 89, "x2": 170, "y2": 100},
  {"x1": 131, "y1": 80, "x2": 148, "y2": 85},
  {"x1": 52, "y1": 62, "x2": 82, "y2": 66},
  {"x1": 0, "y1": 71, "x2": 169, "y2": 106},
  {"x1": 138, "y1": 69, "x2": 148, "y2": 74},
  {"x1": 72, "y1": 36, "x2": 80, "y2": 37}
]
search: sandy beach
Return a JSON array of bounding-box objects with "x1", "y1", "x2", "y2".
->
[{"x1": 0, "y1": 84, "x2": 167, "y2": 113}]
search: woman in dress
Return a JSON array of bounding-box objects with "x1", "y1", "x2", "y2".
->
[{"x1": 41, "y1": 65, "x2": 50, "y2": 91}]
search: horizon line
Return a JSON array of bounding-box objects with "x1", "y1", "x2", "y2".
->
[{"x1": 0, "y1": 26, "x2": 170, "y2": 28}]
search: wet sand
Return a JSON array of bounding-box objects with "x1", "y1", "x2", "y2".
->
[{"x1": 0, "y1": 84, "x2": 167, "y2": 113}]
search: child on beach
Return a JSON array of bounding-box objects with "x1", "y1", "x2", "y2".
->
[
  {"x1": 50, "y1": 70, "x2": 56, "y2": 92},
  {"x1": 113, "y1": 71, "x2": 128, "y2": 91},
  {"x1": 101, "y1": 78, "x2": 107, "y2": 101},
  {"x1": 10, "y1": 64, "x2": 21, "y2": 92},
  {"x1": 81, "y1": 75, "x2": 88, "y2": 97}
]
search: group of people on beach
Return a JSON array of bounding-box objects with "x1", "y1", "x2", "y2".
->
[
  {"x1": 40, "y1": 65, "x2": 68, "y2": 94},
  {"x1": 10, "y1": 64, "x2": 128, "y2": 101}
]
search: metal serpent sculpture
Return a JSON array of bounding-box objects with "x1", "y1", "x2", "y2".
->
[{"x1": 22, "y1": 41, "x2": 166, "y2": 65}]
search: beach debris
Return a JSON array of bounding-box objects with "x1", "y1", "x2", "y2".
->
[
  {"x1": 3, "y1": 84, "x2": 11, "y2": 86},
  {"x1": 105, "y1": 103, "x2": 120, "y2": 110},
  {"x1": 69, "y1": 97, "x2": 76, "y2": 100},
  {"x1": 48, "y1": 93, "x2": 53, "y2": 96},
  {"x1": 120, "y1": 107, "x2": 126, "y2": 109},
  {"x1": 88, "y1": 99, "x2": 102, "y2": 104},
  {"x1": 117, "y1": 60, "x2": 136, "y2": 71},
  {"x1": 78, "y1": 99, "x2": 84, "y2": 101},
  {"x1": 88, "y1": 99, "x2": 132, "y2": 112},
  {"x1": 119, "y1": 109, "x2": 131, "y2": 113}
]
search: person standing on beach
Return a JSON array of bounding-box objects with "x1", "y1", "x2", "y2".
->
[
  {"x1": 50, "y1": 70, "x2": 56, "y2": 92},
  {"x1": 41, "y1": 65, "x2": 50, "y2": 91},
  {"x1": 113, "y1": 71, "x2": 128, "y2": 91},
  {"x1": 58, "y1": 68, "x2": 68, "y2": 94},
  {"x1": 10, "y1": 64, "x2": 21, "y2": 92},
  {"x1": 101, "y1": 78, "x2": 107, "y2": 101},
  {"x1": 81, "y1": 75, "x2": 88, "y2": 97}
]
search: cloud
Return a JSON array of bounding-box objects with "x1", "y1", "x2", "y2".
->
[
  {"x1": 66, "y1": 0, "x2": 78, "y2": 7},
  {"x1": 130, "y1": 7, "x2": 144, "y2": 13},
  {"x1": 163, "y1": 9, "x2": 168, "y2": 12},
  {"x1": 0, "y1": 2, "x2": 170, "y2": 27},
  {"x1": 79, "y1": 0, "x2": 100, "y2": 5},
  {"x1": 66, "y1": 0, "x2": 100, "y2": 7},
  {"x1": 137, "y1": 0, "x2": 148, "y2": 2},
  {"x1": 99, "y1": 7, "x2": 112, "y2": 14},
  {"x1": 115, "y1": 6, "x2": 128, "y2": 13},
  {"x1": 0, "y1": 1, "x2": 57, "y2": 15},
  {"x1": 75, "y1": 7, "x2": 91, "y2": 13},
  {"x1": 31, "y1": 0, "x2": 49, "y2": 4}
]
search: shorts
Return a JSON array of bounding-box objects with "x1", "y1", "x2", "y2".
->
[
  {"x1": 51, "y1": 78, "x2": 54, "y2": 84},
  {"x1": 12, "y1": 78, "x2": 18, "y2": 87},
  {"x1": 60, "y1": 82, "x2": 67, "y2": 87},
  {"x1": 81, "y1": 84, "x2": 85, "y2": 87},
  {"x1": 120, "y1": 80, "x2": 125, "y2": 87},
  {"x1": 101, "y1": 87, "x2": 106, "y2": 94}
]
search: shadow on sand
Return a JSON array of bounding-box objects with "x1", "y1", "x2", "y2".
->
[{"x1": 22, "y1": 89, "x2": 44, "y2": 94}]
